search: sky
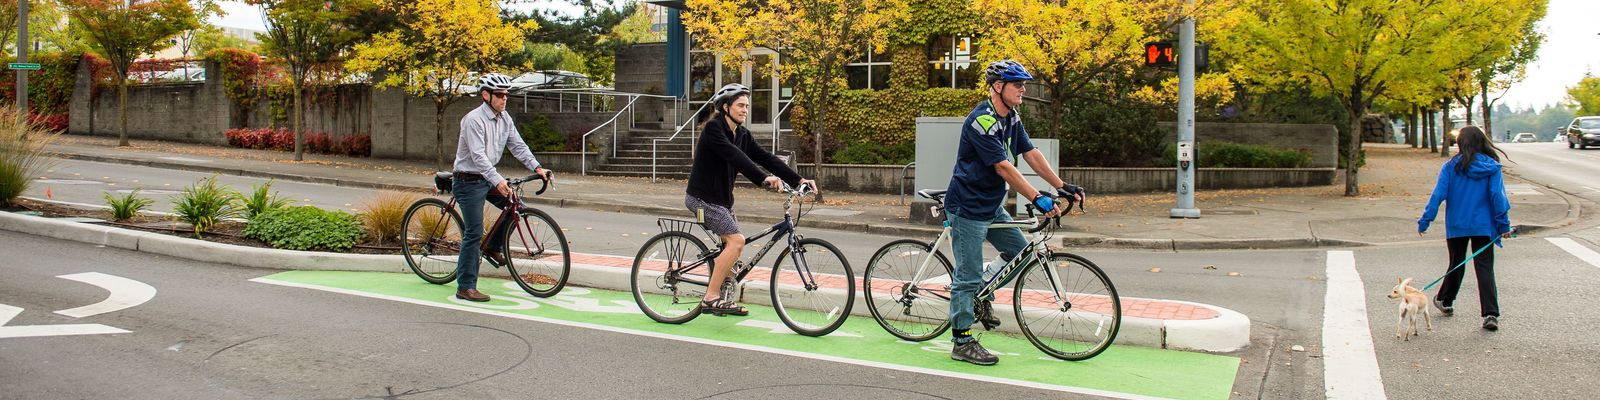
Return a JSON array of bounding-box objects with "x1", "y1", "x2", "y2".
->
[{"x1": 212, "y1": 0, "x2": 1599, "y2": 110}]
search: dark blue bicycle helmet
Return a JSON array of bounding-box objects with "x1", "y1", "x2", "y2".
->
[{"x1": 984, "y1": 60, "x2": 1034, "y2": 85}]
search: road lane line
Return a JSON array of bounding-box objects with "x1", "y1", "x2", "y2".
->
[
  {"x1": 54, "y1": 272, "x2": 158, "y2": 318},
  {"x1": 1547, "y1": 238, "x2": 1600, "y2": 269},
  {"x1": 250, "y1": 277, "x2": 1167, "y2": 400},
  {"x1": 1323, "y1": 251, "x2": 1387, "y2": 400}
]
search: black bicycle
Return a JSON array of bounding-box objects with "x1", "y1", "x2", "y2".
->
[
  {"x1": 628, "y1": 183, "x2": 855, "y2": 336},
  {"x1": 399, "y1": 172, "x2": 571, "y2": 297}
]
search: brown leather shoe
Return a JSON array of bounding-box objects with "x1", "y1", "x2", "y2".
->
[
  {"x1": 456, "y1": 289, "x2": 490, "y2": 302},
  {"x1": 484, "y1": 251, "x2": 507, "y2": 266}
]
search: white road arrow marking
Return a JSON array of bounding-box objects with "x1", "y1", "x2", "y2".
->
[
  {"x1": 0, "y1": 304, "x2": 128, "y2": 339},
  {"x1": 54, "y1": 272, "x2": 157, "y2": 318},
  {"x1": 735, "y1": 319, "x2": 862, "y2": 337}
]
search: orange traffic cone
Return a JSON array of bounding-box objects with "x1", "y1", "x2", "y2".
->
[{"x1": 45, "y1": 186, "x2": 51, "y2": 199}]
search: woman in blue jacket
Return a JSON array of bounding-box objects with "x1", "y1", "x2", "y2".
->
[{"x1": 1418, "y1": 125, "x2": 1513, "y2": 331}]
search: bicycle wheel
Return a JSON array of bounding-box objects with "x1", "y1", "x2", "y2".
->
[
  {"x1": 630, "y1": 231, "x2": 711, "y2": 324},
  {"x1": 503, "y1": 208, "x2": 571, "y2": 298},
  {"x1": 1014, "y1": 252, "x2": 1121, "y2": 361},
  {"x1": 769, "y1": 238, "x2": 854, "y2": 336},
  {"x1": 863, "y1": 239, "x2": 954, "y2": 342},
  {"x1": 400, "y1": 198, "x2": 465, "y2": 284}
]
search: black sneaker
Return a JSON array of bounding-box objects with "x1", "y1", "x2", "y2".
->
[
  {"x1": 951, "y1": 340, "x2": 999, "y2": 366},
  {"x1": 976, "y1": 300, "x2": 1002, "y2": 330},
  {"x1": 1433, "y1": 298, "x2": 1453, "y2": 316},
  {"x1": 1483, "y1": 316, "x2": 1499, "y2": 331}
]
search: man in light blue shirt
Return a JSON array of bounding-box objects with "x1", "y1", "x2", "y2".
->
[{"x1": 451, "y1": 73, "x2": 552, "y2": 302}]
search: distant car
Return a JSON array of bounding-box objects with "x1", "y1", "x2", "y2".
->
[
  {"x1": 1513, "y1": 132, "x2": 1536, "y2": 143},
  {"x1": 509, "y1": 70, "x2": 594, "y2": 92},
  {"x1": 1564, "y1": 116, "x2": 1600, "y2": 149}
]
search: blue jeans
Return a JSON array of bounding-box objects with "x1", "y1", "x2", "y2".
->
[
  {"x1": 946, "y1": 207, "x2": 1028, "y2": 343},
  {"x1": 453, "y1": 177, "x2": 511, "y2": 290}
]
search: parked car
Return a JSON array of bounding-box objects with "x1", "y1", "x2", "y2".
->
[
  {"x1": 1513, "y1": 132, "x2": 1537, "y2": 143},
  {"x1": 1564, "y1": 116, "x2": 1600, "y2": 149},
  {"x1": 509, "y1": 70, "x2": 593, "y2": 92}
]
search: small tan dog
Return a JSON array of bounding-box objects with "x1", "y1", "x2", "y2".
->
[{"x1": 1388, "y1": 278, "x2": 1432, "y2": 340}]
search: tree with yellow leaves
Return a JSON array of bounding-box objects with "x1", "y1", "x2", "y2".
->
[
  {"x1": 347, "y1": 0, "x2": 533, "y2": 169},
  {"x1": 684, "y1": 0, "x2": 907, "y2": 178},
  {"x1": 1230, "y1": 0, "x2": 1542, "y2": 196}
]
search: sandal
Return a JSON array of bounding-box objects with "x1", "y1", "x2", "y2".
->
[{"x1": 700, "y1": 297, "x2": 749, "y2": 317}]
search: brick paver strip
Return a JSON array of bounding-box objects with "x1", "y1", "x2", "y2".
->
[{"x1": 574, "y1": 251, "x2": 1217, "y2": 321}]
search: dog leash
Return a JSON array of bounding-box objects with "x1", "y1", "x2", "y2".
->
[{"x1": 1420, "y1": 230, "x2": 1513, "y2": 292}]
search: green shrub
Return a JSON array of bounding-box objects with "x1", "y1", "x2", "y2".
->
[
  {"x1": 243, "y1": 206, "x2": 365, "y2": 251},
  {"x1": 831, "y1": 141, "x2": 915, "y2": 165},
  {"x1": 172, "y1": 176, "x2": 242, "y2": 237},
  {"x1": 234, "y1": 179, "x2": 293, "y2": 220},
  {"x1": 518, "y1": 114, "x2": 565, "y2": 152},
  {"x1": 103, "y1": 190, "x2": 154, "y2": 221},
  {"x1": 0, "y1": 107, "x2": 57, "y2": 207},
  {"x1": 1159, "y1": 142, "x2": 1313, "y2": 168}
]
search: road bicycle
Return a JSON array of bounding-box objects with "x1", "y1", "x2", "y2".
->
[
  {"x1": 863, "y1": 189, "x2": 1120, "y2": 361},
  {"x1": 399, "y1": 172, "x2": 570, "y2": 297},
  {"x1": 629, "y1": 183, "x2": 855, "y2": 336}
]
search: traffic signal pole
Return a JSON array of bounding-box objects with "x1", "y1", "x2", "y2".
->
[
  {"x1": 1170, "y1": 0, "x2": 1200, "y2": 219},
  {"x1": 15, "y1": 0, "x2": 27, "y2": 115}
]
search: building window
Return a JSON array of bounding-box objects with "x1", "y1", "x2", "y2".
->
[
  {"x1": 845, "y1": 47, "x2": 890, "y2": 90},
  {"x1": 928, "y1": 36, "x2": 979, "y2": 89},
  {"x1": 689, "y1": 50, "x2": 716, "y2": 103}
]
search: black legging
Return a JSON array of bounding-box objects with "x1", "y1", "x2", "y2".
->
[{"x1": 1438, "y1": 236, "x2": 1500, "y2": 317}]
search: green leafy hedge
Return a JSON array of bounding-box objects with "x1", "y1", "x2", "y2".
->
[
  {"x1": 1159, "y1": 142, "x2": 1313, "y2": 168},
  {"x1": 244, "y1": 206, "x2": 365, "y2": 252}
]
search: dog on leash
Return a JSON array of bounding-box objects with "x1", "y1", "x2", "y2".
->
[{"x1": 1388, "y1": 278, "x2": 1432, "y2": 340}]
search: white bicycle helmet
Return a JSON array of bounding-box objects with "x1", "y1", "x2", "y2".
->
[
  {"x1": 478, "y1": 73, "x2": 514, "y2": 91},
  {"x1": 711, "y1": 83, "x2": 751, "y2": 103}
]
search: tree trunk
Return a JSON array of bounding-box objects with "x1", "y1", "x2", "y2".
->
[
  {"x1": 812, "y1": 77, "x2": 828, "y2": 202},
  {"x1": 1406, "y1": 106, "x2": 1416, "y2": 147},
  {"x1": 1440, "y1": 98, "x2": 1452, "y2": 158},
  {"x1": 1463, "y1": 95, "x2": 1474, "y2": 126},
  {"x1": 1427, "y1": 108, "x2": 1437, "y2": 152},
  {"x1": 117, "y1": 78, "x2": 129, "y2": 147},
  {"x1": 1481, "y1": 77, "x2": 1494, "y2": 140},
  {"x1": 435, "y1": 100, "x2": 447, "y2": 171},
  {"x1": 1345, "y1": 99, "x2": 1363, "y2": 197},
  {"x1": 293, "y1": 81, "x2": 304, "y2": 161}
]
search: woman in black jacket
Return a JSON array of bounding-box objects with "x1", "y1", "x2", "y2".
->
[{"x1": 685, "y1": 83, "x2": 816, "y2": 316}]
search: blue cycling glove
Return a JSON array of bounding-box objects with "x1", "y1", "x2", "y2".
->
[{"x1": 1031, "y1": 194, "x2": 1055, "y2": 213}]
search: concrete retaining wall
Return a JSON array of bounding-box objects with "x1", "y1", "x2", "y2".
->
[
  {"x1": 69, "y1": 62, "x2": 621, "y2": 162},
  {"x1": 796, "y1": 164, "x2": 1334, "y2": 195},
  {"x1": 1158, "y1": 122, "x2": 1340, "y2": 168}
]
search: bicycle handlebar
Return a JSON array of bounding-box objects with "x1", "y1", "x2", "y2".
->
[
  {"x1": 507, "y1": 172, "x2": 554, "y2": 196},
  {"x1": 1022, "y1": 186, "x2": 1085, "y2": 234}
]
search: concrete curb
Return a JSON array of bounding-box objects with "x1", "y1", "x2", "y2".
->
[{"x1": 0, "y1": 210, "x2": 1249, "y2": 352}]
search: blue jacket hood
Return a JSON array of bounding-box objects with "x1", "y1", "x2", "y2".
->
[{"x1": 1459, "y1": 155, "x2": 1501, "y2": 179}]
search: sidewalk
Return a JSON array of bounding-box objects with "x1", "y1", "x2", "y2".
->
[{"x1": 44, "y1": 135, "x2": 1581, "y2": 250}]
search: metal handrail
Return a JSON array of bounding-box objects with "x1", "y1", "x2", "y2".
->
[
  {"x1": 580, "y1": 95, "x2": 644, "y2": 175},
  {"x1": 899, "y1": 161, "x2": 916, "y2": 205},
  {"x1": 771, "y1": 101, "x2": 795, "y2": 152},
  {"x1": 653, "y1": 102, "x2": 713, "y2": 183}
]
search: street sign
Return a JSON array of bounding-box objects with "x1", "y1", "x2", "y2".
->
[{"x1": 7, "y1": 63, "x2": 40, "y2": 71}]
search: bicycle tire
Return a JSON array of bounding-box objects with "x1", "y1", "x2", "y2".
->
[
  {"x1": 630, "y1": 230, "x2": 710, "y2": 324},
  {"x1": 400, "y1": 198, "x2": 465, "y2": 284},
  {"x1": 863, "y1": 239, "x2": 954, "y2": 342},
  {"x1": 503, "y1": 208, "x2": 571, "y2": 298},
  {"x1": 769, "y1": 238, "x2": 854, "y2": 337},
  {"x1": 1014, "y1": 252, "x2": 1121, "y2": 361}
]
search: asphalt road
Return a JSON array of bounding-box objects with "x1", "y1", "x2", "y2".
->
[{"x1": 7, "y1": 155, "x2": 1600, "y2": 399}]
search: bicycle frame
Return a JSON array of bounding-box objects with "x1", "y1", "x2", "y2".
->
[
  {"x1": 663, "y1": 185, "x2": 820, "y2": 291},
  {"x1": 903, "y1": 212, "x2": 1071, "y2": 308},
  {"x1": 423, "y1": 176, "x2": 550, "y2": 258}
]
